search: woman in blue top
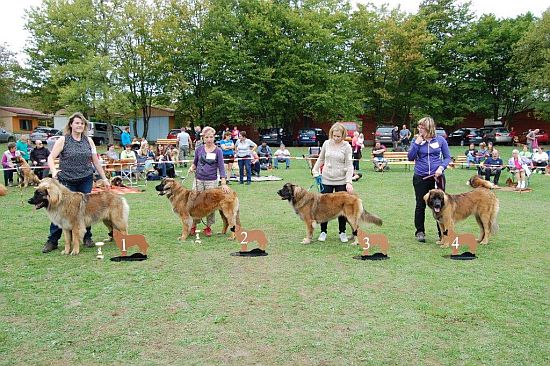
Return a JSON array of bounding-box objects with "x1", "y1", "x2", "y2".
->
[
  {"x1": 234, "y1": 131, "x2": 257, "y2": 185},
  {"x1": 407, "y1": 117, "x2": 451, "y2": 243}
]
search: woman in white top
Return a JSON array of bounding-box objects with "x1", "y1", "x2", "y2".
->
[
  {"x1": 234, "y1": 131, "x2": 257, "y2": 185},
  {"x1": 273, "y1": 143, "x2": 291, "y2": 169},
  {"x1": 312, "y1": 122, "x2": 354, "y2": 243}
]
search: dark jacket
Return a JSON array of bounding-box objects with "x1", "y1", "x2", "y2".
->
[{"x1": 30, "y1": 146, "x2": 50, "y2": 164}]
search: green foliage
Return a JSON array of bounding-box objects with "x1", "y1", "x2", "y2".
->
[{"x1": 0, "y1": 44, "x2": 23, "y2": 106}]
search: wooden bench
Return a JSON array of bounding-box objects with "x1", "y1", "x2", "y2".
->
[
  {"x1": 377, "y1": 151, "x2": 415, "y2": 170},
  {"x1": 155, "y1": 138, "x2": 178, "y2": 147}
]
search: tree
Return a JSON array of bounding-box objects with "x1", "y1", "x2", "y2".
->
[{"x1": 0, "y1": 44, "x2": 23, "y2": 107}]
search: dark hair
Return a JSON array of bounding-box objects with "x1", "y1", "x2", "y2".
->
[{"x1": 108, "y1": 143, "x2": 114, "y2": 148}]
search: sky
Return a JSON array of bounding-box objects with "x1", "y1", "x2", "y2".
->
[{"x1": 1, "y1": 0, "x2": 548, "y2": 62}]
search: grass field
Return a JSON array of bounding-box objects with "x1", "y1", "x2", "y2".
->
[{"x1": 1, "y1": 143, "x2": 549, "y2": 365}]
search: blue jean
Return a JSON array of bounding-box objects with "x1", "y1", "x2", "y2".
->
[
  {"x1": 238, "y1": 158, "x2": 251, "y2": 183},
  {"x1": 48, "y1": 175, "x2": 93, "y2": 244},
  {"x1": 274, "y1": 158, "x2": 290, "y2": 168}
]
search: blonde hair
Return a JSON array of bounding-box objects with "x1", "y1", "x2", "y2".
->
[
  {"x1": 329, "y1": 122, "x2": 347, "y2": 139},
  {"x1": 417, "y1": 117, "x2": 436, "y2": 138},
  {"x1": 64, "y1": 112, "x2": 89, "y2": 136},
  {"x1": 201, "y1": 126, "x2": 215, "y2": 137}
]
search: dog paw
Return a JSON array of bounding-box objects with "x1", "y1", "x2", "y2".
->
[
  {"x1": 70, "y1": 250, "x2": 79, "y2": 255},
  {"x1": 351, "y1": 240, "x2": 359, "y2": 246},
  {"x1": 61, "y1": 250, "x2": 68, "y2": 255},
  {"x1": 301, "y1": 238, "x2": 311, "y2": 244}
]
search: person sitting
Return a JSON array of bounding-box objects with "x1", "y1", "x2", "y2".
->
[
  {"x1": 250, "y1": 150, "x2": 261, "y2": 177},
  {"x1": 371, "y1": 142, "x2": 388, "y2": 172},
  {"x1": 106, "y1": 143, "x2": 119, "y2": 161},
  {"x1": 480, "y1": 149, "x2": 504, "y2": 186},
  {"x1": 508, "y1": 149, "x2": 532, "y2": 190},
  {"x1": 476, "y1": 142, "x2": 489, "y2": 175},
  {"x1": 155, "y1": 144, "x2": 175, "y2": 178},
  {"x1": 531, "y1": 148, "x2": 548, "y2": 173},
  {"x1": 464, "y1": 143, "x2": 478, "y2": 169},
  {"x1": 2, "y1": 142, "x2": 21, "y2": 187},
  {"x1": 30, "y1": 140, "x2": 50, "y2": 179},
  {"x1": 273, "y1": 143, "x2": 291, "y2": 169},
  {"x1": 257, "y1": 141, "x2": 272, "y2": 168},
  {"x1": 519, "y1": 144, "x2": 533, "y2": 160}
]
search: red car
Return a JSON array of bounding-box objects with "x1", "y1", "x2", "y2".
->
[
  {"x1": 518, "y1": 129, "x2": 548, "y2": 145},
  {"x1": 166, "y1": 128, "x2": 181, "y2": 139}
]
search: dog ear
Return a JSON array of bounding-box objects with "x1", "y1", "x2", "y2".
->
[
  {"x1": 423, "y1": 191, "x2": 430, "y2": 203},
  {"x1": 47, "y1": 185, "x2": 60, "y2": 206}
]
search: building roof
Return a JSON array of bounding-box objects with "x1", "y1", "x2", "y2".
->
[{"x1": 0, "y1": 106, "x2": 51, "y2": 119}]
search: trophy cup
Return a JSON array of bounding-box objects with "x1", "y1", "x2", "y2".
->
[
  {"x1": 194, "y1": 229, "x2": 201, "y2": 244},
  {"x1": 95, "y1": 241, "x2": 105, "y2": 260}
]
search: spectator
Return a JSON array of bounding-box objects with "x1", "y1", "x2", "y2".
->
[
  {"x1": 391, "y1": 126, "x2": 400, "y2": 150},
  {"x1": 312, "y1": 122, "x2": 354, "y2": 243},
  {"x1": 525, "y1": 129, "x2": 539, "y2": 152},
  {"x1": 464, "y1": 143, "x2": 478, "y2": 169},
  {"x1": 400, "y1": 124, "x2": 411, "y2": 150},
  {"x1": 121, "y1": 126, "x2": 132, "y2": 148},
  {"x1": 231, "y1": 126, "x2": 239, "y2": 144},
  {"x1": 30, "y1": 140, "x2": 50, "y2": 179},
  {"x1": 43, "y1": 112, "x2": 110, "y2": 253},
  {"x1": 176, "y1": 127, "x2": 193, "y2": 168},
  {"x1": 257, "y1": 141, "x2": 273, "y2": 168},
  {"x1": 407, "y1": 117, "x2": 451, "y2": 243},
  {"x1": 106, "y1": 143, "x2": 119, "y2": 161},
  {"x1": 121, "y1": 143, "x2": 137, "y2": 161},
  {"x1": 2, "y1": 142, "x2": 21, "y2": 186},
  {"x1": 193, "y1": 125, "x2": 202, "y2": 143},
  {"x1": 487, "y1": 141, "x2": 494, "y2": 155},
  {"x1": 234, "y1": 131, "x2": 257, "y2": 185},
  {"x1": 481, "y1": 149, "x2": 504, "y2": 185},
  {"x1": 509, "y1": 126, "x2": 518, "y2": 146},
  {"x1": 219, "y1": 131, "x2": 235, "y2": 178},
  {"x1": 371, "y1": 142, "x2": 388, "y2": 172},
  {"x1": 531, "y1": 148, "x2": 548, "y2": 173},
  {"x1": 16, "y1": 134, "x2": 30, "y2": 161},
  {"x1": 250, "y1": 150, "x2": 261, "y2": 177},
  {"x1": 476, "y1": 142, "x2": 489, "y2": 176},
  {"x1": 273, "y1": 143, "x2": 291, "y2": 169},
  {"x1": 519, "y1": 144, "x2": 533, "y2": 160},
  {"x1": 352, "y1": 131, "x2": 364, "y2": 170},
  {"x1": 188, "y1": 126, "x2": 230, "y2": 237},
  {"x1": 155, "y1": 144, "x2": 175, "y2": 178},
  {"x1": 508, "y1": 149, "x2": 531, "y2": 190}
]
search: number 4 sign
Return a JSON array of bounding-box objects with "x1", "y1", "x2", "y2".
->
[{"x1": 445, "y1": 229, "x2": 477, "y2": 260}]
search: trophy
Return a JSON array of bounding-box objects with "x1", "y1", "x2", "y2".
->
[
  {"x1": 194, "y1": 229, "x2": 202, "y2": 244},
  {"x1": 95, "y1": 241, "x2": 105, "y2": 260}
]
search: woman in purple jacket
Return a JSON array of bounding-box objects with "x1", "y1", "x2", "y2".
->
[
  {"x1": 188, "y1": 126, "x2": 230, "y2": 237},
  {"x1": 407, "y1": 117, "x2": 452, "y2": 243}
]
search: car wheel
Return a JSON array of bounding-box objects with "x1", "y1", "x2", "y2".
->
[
  {"x1": 97, "y1": 138, "x2": 105, "y2": 145},
  {"x1": 460, "y1": 140, "x2": 465, "y2": 146}
]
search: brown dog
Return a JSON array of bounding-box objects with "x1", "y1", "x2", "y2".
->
[
  {"x1": 356, "y1": 229, "x2": 389, "y2": 256},
  {"x1": 277, "y1": 183, "x2": 382, "y2": 244},
  {"x1": 155, "y1": 178, "x2": 240, "y2": 241},
  {"x1": 424, "y1": 188, "x2": 499, "y2": 246},
  {"x1": 15, "y1": 156, "x2": 41, "y2": 187},
  {"x1": 467, "y1": 175, "x2": 496, "y2": 189},
  {"x1": 235, "y1": 226, "x2": 268, "y2": 251},
  {"x1": 442, "y1": 229, "x2": 478, "y2": 255},
  {"x1": 28, "y1": 178, "x2": 130, "y2": 255},
  {"x1": 113, "y1": 230, "x2": 149, "y2": 256},
  {"x1": 0, "y1": 184, "x2": 7, "y2": 196}
]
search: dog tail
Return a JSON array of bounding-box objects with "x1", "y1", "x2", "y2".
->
[
  {"x1": 361, "y1": 209, "x2": 383, "y2": 226},
  {"x1": 490, "y1": 200, "x2": 499, "y2": 235}
]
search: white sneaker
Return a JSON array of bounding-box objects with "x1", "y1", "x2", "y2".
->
[
  {"x1": 521, "y1": 181, "x2": 526, "y2": 189},
  {"x1": 318, "y1": 232, "x2": 327, "y2": 242},
  {"x1": 339, "y1": 232, "x2": 349, "y2": 243}
]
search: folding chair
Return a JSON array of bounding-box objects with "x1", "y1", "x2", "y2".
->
[{"x1": 119, "y1": 159, "x2": 138, "y2": 186}]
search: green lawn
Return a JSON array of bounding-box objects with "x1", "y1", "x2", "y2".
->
[{"x1": 1, "y1": 144, "x2": 549, "y2": 365}]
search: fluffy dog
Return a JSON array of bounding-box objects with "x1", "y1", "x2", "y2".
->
[
  {"x1": 14, "y1": 156, "x2": 41, "y2": 187},
  {"x1": 155, "y1": 178, "x2": 240, "y2": 241},
  {"x1": 423, "y1": 188, "x2": 499, "y2": 246},
  {"x1": 277, "y1": 183, "x2": 382, "y2": 244},
  {"x1": 28, "y1": 178, "x2": 129, "y2": 255},
  {"x1": 467, "y1": 175, "x2": 495, "y2": 189}
]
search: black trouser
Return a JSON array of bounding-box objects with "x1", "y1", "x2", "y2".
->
[
  {"x1": 320, "y1": 184, "x2": 347, "y2": 234},
  {"x1": 413, "y1": 174, "x2": 446, "y2": 237},
  {"x1": 3, "y1": 168, "x2": 15, "y2": 185},
  {"x1": 484, "y1": 168, "x2": 501, "y2": 185}
]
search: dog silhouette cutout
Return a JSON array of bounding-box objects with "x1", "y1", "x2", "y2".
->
[
  {"x1": 234, "y1": 226, "x2": 268, "y2": 251},
  {"x1": 356, "y1": 229, "x2": 389, "y2": 256},
  {"x1": 0, "y1": 184, "x2": 7, "y2": 196},
  {"x1": 443, "y1": 229, "x2": 478, "y2": 255},
  {"x1": 113, "y1": 230, "x2": 149, "y2": 256}
]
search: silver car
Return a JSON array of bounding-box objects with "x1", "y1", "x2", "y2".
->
[
  {"x1": 30, "y1": 127, "x2": 60, "y2": 143},
  {"x1": 0, "y1": 128, "x2": 16, "y2": 143}
]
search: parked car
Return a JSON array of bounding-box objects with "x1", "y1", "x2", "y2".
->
[
  {"x1": 91, "y1": 123, "x2": 123, "y2": 145},
  {"x1": 340, "y1": 121, "x2": 361, "y2": 142},
  {"x1": 481, "y1": 127, "x2": 512, "y2": 145},
  {"x1": 167, "y1": 129, "x2": 181, "y2": 139},
  {"x1": 373, "y1": 126, "x2": 394, "y2": 146},
  {"x1": 447, "y1": 128, "x2": 484, "y2": 146},
  {"x1": 29, "y1": 127, "x2": 59, "y2": 143},
  {"x1": 518, "y1": 129, "x2": 549, "y2": 145},
  {"x1": 46, "y1": 130, "x2": 63, "y2": 151},
  {"x1": 435, "y1": 127, "x2": 447, "y2": 140},
  {"x1": 259, "y1": 127, "x2": 293, "y2": 146},
  {"x1": 296, "y1": 128, "x2": 328, "y2": 147},
  {"x1": 0, "y1": 128, "x2": 16, "y2": 143}
]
